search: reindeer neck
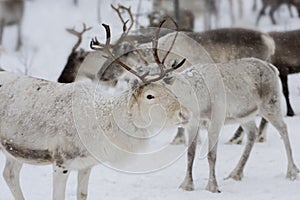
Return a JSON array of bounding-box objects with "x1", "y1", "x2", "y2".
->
[{"x1": 94, "y1": 91, "x2": 148, "y2": 137}]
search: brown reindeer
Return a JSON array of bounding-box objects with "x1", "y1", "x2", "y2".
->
[
  {"x1": 0, "y1": 0, "x2": 24, "y2": 50},
  {"x1": 269, "y1": 29, "x2": 300, "y2": 116},
  {"x1": 57, "y1": 23, "x2": 91, "y2": 83}
]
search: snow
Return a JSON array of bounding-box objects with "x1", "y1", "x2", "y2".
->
[{"x1": 0, "y1": 0, "x2": 300, "y2": 199}]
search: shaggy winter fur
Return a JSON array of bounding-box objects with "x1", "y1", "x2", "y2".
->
[
  {"x1": 166, "y1": 58, "x2": 299, "y2": 192},
  {"x1": 0, "y1": 72, "x2": 189, "y2": 200}
]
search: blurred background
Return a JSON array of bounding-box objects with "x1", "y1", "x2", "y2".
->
[{"x1": 0, "y1": 0, "x2": 299, "y2": 81}]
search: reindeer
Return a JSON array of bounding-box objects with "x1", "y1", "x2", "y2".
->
[
  {"x1": 58, "y1": 23, "x2": 92, "y2": 83},
  {"x1": 118, "y1": 23, "x2": 298, "y2": 192},
  {"x1": 0, "y1": 0, "x2": 24, "y2": 50},
  {"x1": 148, "y1": 9, "x2": 195, "y2": 32},
  {"x1": 203, "y1": 0, "x2": 220, "y2": 30},
  {"x1": 228, "y1": 0, "x2": 243, "y2": 25},
  {"x1": 0, "y1": 21, "x2": 189, "y2": 199},
  {"x1": 256, "y1": 0, "x2": 300, "y2": 25},
  {"x1": 169, "y1": 57, "x2": 299, "y2": 192}
]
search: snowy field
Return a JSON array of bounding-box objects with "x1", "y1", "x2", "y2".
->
[{"x1": 0, "y1": 0, "x2": 300, "y2": 199}]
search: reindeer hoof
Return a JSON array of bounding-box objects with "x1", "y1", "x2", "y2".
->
[
  {"x1": 179, "y1": 180, "x2": 194, "y2": 191},
  {"x1": 287, "y1": 110, "x2": 295, "y2": 117},
  {"x1": 171, "y1": 136, "x2": 186, "y2": 145},
  {"x1": 225, "y1": 171, "x2": 244, "y2": 181},
  {"x1": 256, "y1": 136, "x2": 266, "y2": 143},
  {"x1": 287, "y1": 165, "x2": 300, "y2": 180},
  {"x1": 205, "y1": 183, "x2": 221, "y2": 193},
  {"x1": 226, "y1": 139, "x2": 243, "y2": 145}
]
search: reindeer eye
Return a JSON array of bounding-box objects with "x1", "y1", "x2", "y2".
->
[{"x1": 146, "y1": 94, "x2": 155, "y2": 100}]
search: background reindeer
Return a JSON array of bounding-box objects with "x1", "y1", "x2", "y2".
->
[
  {"x1": 269, "y1": 29, "x2": 300, "y2": 116},
  {"x1": 0, "y1": 0, "x2": 24, "y2": 50},
  {"x1": 256, "y1": 0, "x2": 300, "y2": 25},
  {"x1": 58, "y1": 23, "x2": 91, "y2": 83}
]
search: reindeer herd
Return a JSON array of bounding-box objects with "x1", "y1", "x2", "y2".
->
[{"x1": 0, "y1": 1, "x2": 300, "y2": 200}]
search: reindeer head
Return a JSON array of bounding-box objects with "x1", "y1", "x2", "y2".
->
[
  {"x1": 126, "y1": 79, "x2": 190, "y2": 128},
  {"x1": 90, "y1": 8, "x2": 189, "y2": 128}
]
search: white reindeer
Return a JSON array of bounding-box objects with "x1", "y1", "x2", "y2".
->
[
  {"x1": 95, "y1": 22, "x2": 298, "y2": 191},
  {"x1": 0, "y1": 24, "x2": 190, "y2": 200},
  {"x1": 163, "y1": 57, "x2": 299, "y2": 192},
  {"x1": 0, "y1": 0, "x2": 24, "y2": 50},
  {"x1": 127, "y1": 27, "x2": 298, "y2": 191}
]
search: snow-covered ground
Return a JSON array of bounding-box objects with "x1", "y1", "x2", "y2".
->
[{"x1": 0, "y1": 0, "x2": 300, "y2": 199}]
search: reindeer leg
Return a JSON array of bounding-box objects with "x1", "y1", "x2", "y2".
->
[
  {"x1": 260, "y1": 92, "x2": 299, "y2": 179},
  {"x1": 252, "y1": 0, "x2": 257, "y2": 11},
  {"x1": 228, "y1": 0, "x2": 235, "y2": 26},
  {"x1": 256, "y1": 5, "x2": 267, "y2": 25},
  {"x1": 226, "y1": 121, "x2": 257, "y2": 181},
  {"x1": 262, "y1": 114, "x2": 299, "y2": 180},
  {"x1": 279, "y1": 70, "x2": 295, "y2": 116},
  {"x1": 3, "y1": 157, "x2": 25, "y2": 200},
  {"x1": 179, "y1": 126, "x2": 199, "y2": 191},
  {"x1": 226, "y1": 126, "x2": 244, "y2": 145},
  {"x1": 288, "y1": 4, "x2": 294, "y2": 18},
  {"x1": 0, "y1": 21, "x2": 4, "y2": 45},
  {"x1": 269, "y1": 5, "x2": 279, "y2": 25},
  {"x1": 77, "y1": 167, "x2": 92, "y2": 200},
  {"x1": 238, "y1": 0, "x2": 243, "y2": 18},
  {"x1": 53, "y1": 165, "x2": 70, "y2": 200},
  {"x1": 16, "y1": 22, "x2": 22, "y2": 51},
  {"x1": 171, "y1": 127, "x2": 186, "y2": 145},
  {"x1": 256, "y1": 118, "x2": 269, "y2": 143},
  {"x1": 205, "y1": 127, "x2": 221, "y2": 193}
]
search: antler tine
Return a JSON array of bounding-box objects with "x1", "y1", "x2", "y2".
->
[
  {"x1": 111, "y1": 4, "x2": 134, "y2": 35},
  {"x1": 161, "y1": 17, "x2": 179, "y2": 64},
  {"x1": 66, "y1": 23, "x2": 92, "y2": 53},
  {"x1": 90, "y1": 24, "x2": 149, "y2": 83},
  {"x1": 145, "y1": 18, "x2": 185, "y2": 84},
  {"x1": 152, "y1": 20, "x2": 167, "y2": 75},
  {"x1": 111, "y1": 4, "x2": 149, "y2": 66}
]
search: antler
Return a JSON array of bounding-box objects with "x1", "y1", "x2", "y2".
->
[
  {"x1": 111, "y1": 5, "x2": 134, "y2": 40},
  {"x1": 110, "y1": 4, "x2": 148, "y2": 66},
  {"x1": 66, "y1": 23, "x2": 92, "y2": 53},
  {"x1": 90, "y1": 5, "x2": 185, "y2": 84},
  {"x1": 150, "y1": 18, "x2": 186, "y2": 82},
  {"x1": 90, "y1": 24, "x2": 150, "y2": 83}
]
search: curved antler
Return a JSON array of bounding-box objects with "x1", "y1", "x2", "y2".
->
[
  {"x1": 90, "y1": 24, "x2": 150, "y2": 83},
  {"x1": 90, "y1": 5, "x2": 185, "y2": 84},
  {"x1": 66, "y1": 23, "x2": 92, "y2": 53}
]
